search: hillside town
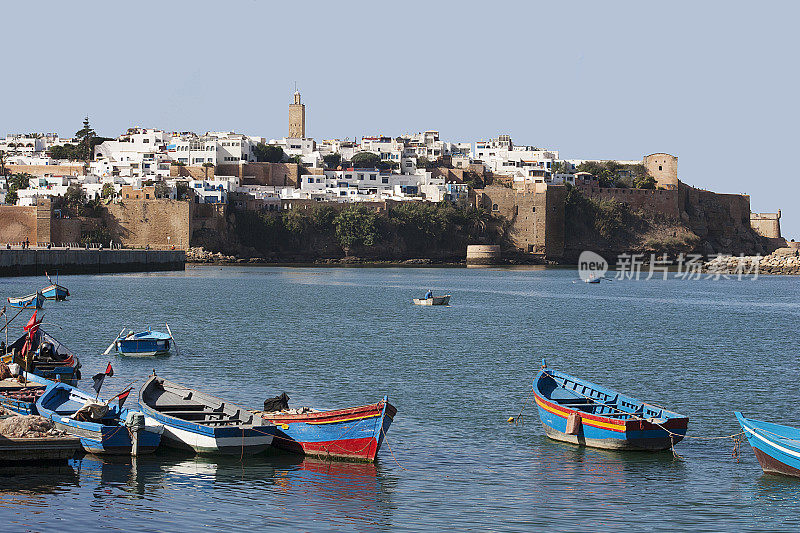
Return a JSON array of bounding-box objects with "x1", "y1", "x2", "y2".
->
[{"x1": 0, "y1": 91, "x2": 791, "y2": 262}]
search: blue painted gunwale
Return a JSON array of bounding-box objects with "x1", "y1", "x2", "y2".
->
[
  {"x1": 735, "y1": 412, "x2": 800, "y2": 477},
  {"x1": 4, "y1": 330, "x2": 81, "y2": 386},
  {"x1": 36, "y1": 382, "x2": 161, "y2": 455},
  {"x1": 534, "y1": 367, "x2": 688, "y2": 451},
  {"x1": 7, "y1": 292, "x2": 45, "y2": 309}
]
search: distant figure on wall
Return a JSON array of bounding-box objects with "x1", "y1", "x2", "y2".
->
[{"x1": 424, "y1": 289, "x2": 433, "y2": 299}]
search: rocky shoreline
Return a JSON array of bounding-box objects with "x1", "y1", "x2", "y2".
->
[{"x1": 703, "y1": 248, "x2": 800, "y2": 276}]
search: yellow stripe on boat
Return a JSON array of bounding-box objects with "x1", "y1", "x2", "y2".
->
[{"x1": 535, "y1": 397, "x2": 625, "y2": 432}]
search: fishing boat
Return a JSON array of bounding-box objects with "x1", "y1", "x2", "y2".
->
[
  {"x1": 2, "y1": 329, "x2": 81, "y2": 385},
  {"x1": 41, "y1": 284, "x2": 69, "y2": 301},
  {"x1": 138, "y1": 375, "x2": 274, "y2": 455},
  {"x1": 113, "y1": 328, "x2": 173, "y2": 356},
  {"x1": 41, "y1": 272, "x2": 69, "y2": 301},
  {"x1": 0, "y1": 377, "x2": 47, "y2": 415},
  {"x1": 412, "y1": 295, "x2": 451, "y2": 306},
  {"x1": 259, "y1": 397, "x2": 397, "y2": 462},
  {"x1": 735, "y1": 412, "x2": 800, "y2": 478},
  {"x1": 533, "y1": 362, "x2": 688, "y2": 451},
  {"x1": 7, "y1": 292, "x2": 45, "y2": 309},
  {"x1": 584, "y1": 275, "x2": 601, "y2": 284},
  {"x1": 36, "y1": 381, "x2": 162, "y2": 455}
]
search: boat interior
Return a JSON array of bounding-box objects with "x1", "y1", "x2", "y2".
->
[
  {"x1": 0, "y1": 379, "x2": 45, "y2": 403},
  {"x1": 539, "y1": 372, "x2": 674, "y2": 421},
  {"x1": 144, "y1": 379, "x2": 257, "y2": 428},
  {"x1": 42, "y1": 387, "x2": 122, "y2": 426}
]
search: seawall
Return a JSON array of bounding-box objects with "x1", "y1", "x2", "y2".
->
[{"x1": 0, "y1": 249, "x2": 185, "y2": 277}]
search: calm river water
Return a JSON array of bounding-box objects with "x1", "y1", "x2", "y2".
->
[{"x1": 0, "y1": 265, "x2": 798, "y2": 532}]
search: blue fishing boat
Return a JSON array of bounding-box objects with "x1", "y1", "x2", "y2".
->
[
  {"x1": 534, "y1": 362, "x2": 688, "y2": 451},
  {"x1": 138, "y1": 375, "x2": 274, "y2": 455},
  {"x1": 41, "y1": 272, "x2": 69, "y2": 301},
  {"x1": 41, "y1": 284, "x2": 69, "y2": 301},
  {"x1": 36, "y1": 381, "x2": 162, "y2": 455},
  {"x1": 113, "y1": 328, "x2": 173, "y2": 356},
  {"x1": 735, "y1": 412, "x2": 800, "y2": 478},
  {"x1": 7, "y1": 292, "x2": 45, "y2": 309},
  {"x1": 260, "y1": 397, "x2": 396, "y2": 462},
  {"x1": 2, "y1": 328, "x2": 81, "y2": 385}
]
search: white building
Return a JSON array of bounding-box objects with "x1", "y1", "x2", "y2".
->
[{"x1": 474, "y1": 135, "x2": 559, "y2": 182}]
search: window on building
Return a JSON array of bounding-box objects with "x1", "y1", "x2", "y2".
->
[
  {"x1": 532, "y1": 207, "x2": 536, "y2": 212},
  {"x1": 492, "y1": 203, "x2": 499, "y2": 211},
  {"x1": 382, "y1": 178, "x2": 389, "y2": 184},
  {"x1": 145, "y1": 194, "x2": 150, "y2": 199},
  {"x1": 370, "y1": 175, "x2": 376, "y2": 181},
  {"x1": 308, "y1": 178, "x2": 313, "y2": 183},
  {"x1": 659, "y1": 165, "x2": 663, "y2": 171}
]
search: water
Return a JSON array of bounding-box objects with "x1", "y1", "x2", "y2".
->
[{"x1": 0, "y1": 266, "x2": 798, "y2": 532}]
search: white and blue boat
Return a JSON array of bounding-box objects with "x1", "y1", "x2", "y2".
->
[
  {"x1": 114, "y1": 328, "x2": 173, "y2": 356},
  {"x1": 735, "y1": 412, "x2": 800, "y2": 478},
  {"x1": 7, "y1": 292, "x2": 45, "y2": 309},
  {"x1": 2, "y1": 329, "x2": 82, "y2": 385},
  {"x1": 36, "y1": 381, "x2": 163, "y2": 455},
  {"x1": 139, "y1": 375, "x2": 274, "y2": 455}
]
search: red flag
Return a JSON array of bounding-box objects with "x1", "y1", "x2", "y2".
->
[
  {"x1": 105, "y1": 362, "x2": 114, "y2": 377},
  {"x1": 116, "y1": 388, "x2": 132, "y2": 408},
  {"x1": 24, "y1": 311, "x2": 40, "y2": 332}
]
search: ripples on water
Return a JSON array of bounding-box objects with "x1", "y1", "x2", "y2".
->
[{"x1": 0, "y1": 266, "x2": 798, "y2": 531}]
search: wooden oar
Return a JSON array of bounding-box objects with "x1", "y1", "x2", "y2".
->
[
  {"x1": 103, "y1": 327, "x2": 127, "y2": 356},
  {"x1": 165, "y1": 323, "x2": 179, "y2": 356}
]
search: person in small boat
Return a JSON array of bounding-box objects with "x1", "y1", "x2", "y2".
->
[{"x1": 424, "y1": 289, "x2": 433, "y2": 299}]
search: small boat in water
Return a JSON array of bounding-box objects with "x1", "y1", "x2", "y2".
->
[
  {"x1": 138, "y1": 375, "x2": 274, "y2": 455},
  {"x1": 412, "y1": 295, "x2": 451, "y2": 306},
  {"x1": 735, "y1": 412, "x2": 800, "y2": 478},
  {"x1": 259, "y1": 395, "x2": 397, "y2": 462},
  {"x1": 41, "y1": 272, "x2": 69, "y2": 301},
  {"x1": 7, "y1": 292, "x2": 45, "y2": 309},
  {"x1": 36, "y1": 381, "x2": 162, "y2": 455},
  {"x1": 114, "y1": 328, "x2": 173, "y2": 356},
  {"x1": 534, "y1": 362, "x2": 688, "y2": 451},
  {"x1": 41, "y1": 284, "x2": 69, "y2": 301},
  {"x1": 2, "y1": 329, "x2": 81, "y2": 385}
]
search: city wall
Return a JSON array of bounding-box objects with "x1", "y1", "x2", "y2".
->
[
  {"x1": 6, "y1": 164, "x2": 84, "y2": 177},
  {"x1": 0, "y1": 249, "x2": 185, "y2": 277},
  {"x1": 171, "y1": 163, "x2": 301, "y2": 187},
  {"x1": 578, "y1": 184, "x2": 680, "y2": 218},
  {"x1": 0, "y1": 206, "x2": 37, "y2": 243}
]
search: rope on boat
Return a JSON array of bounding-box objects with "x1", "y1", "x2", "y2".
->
[{"x1": 381, "y1": 426, "x2": 408, "y2": 471}]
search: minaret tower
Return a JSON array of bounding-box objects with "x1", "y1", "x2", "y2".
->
[{"x1": 288, "y1": 89, "x2": 305, "y2": 139}]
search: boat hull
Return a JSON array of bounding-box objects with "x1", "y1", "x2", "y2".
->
[
  {"x1": 735, "y1": 412, "x2": 800, "y2": 478},
  {"x1": 412, "y1": 296, "x2": 450, "y2": 306},
  {"x1": 262, "y1": 400, "x2": 396, "y2": 462},
  {"x1": 7, "y1": 293, "x2": 45, "y2": 309},
  {"x1": 52, "y1": 417, "x2": 161, "y2": 455},
  {"x1": 117, "y1": 336, "x2": 171, "y2": 357},
  {"x1": 41, "y1": 284, "x2": 69, "y2": 301},
  {"x1": 534, "y1": 369, "x2": 688, "y2": 452},
  {"x1": 138, "y1": 376, "x2": 273, "y2": 456}
]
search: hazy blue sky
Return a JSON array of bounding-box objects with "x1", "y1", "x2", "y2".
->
[{"x1": 3, "y1": 1, "x2": 798, "y2": 237}]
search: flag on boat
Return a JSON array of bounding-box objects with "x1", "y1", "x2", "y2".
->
[
  {"x1": 22, "y1": 311, "x2": 42, "y2": 356},
  {"x1": 92, "y1": 362, "x2": 114, "y2": 394},
  {"x1": 110, "y1": 387, "x2": 132, "y2": 408}
]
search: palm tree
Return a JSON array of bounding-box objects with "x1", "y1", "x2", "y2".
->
[{"x1": 202, "y1": 162, "x2": 215, "y2": 179}]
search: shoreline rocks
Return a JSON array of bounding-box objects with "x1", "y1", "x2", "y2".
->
[{"x1": 703, "y1": 248, "x2": 800, "y2": 276}]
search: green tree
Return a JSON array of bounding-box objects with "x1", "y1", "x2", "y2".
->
[
  {"x1": 75, "y1": 116, "x2": 96, "y2": 162},
  {"x1": 63, "y1": 183, "x2": 86, "y2": 215},
  {"x1": 416, "y1": 156, "x2": 431, "y2": 170},
  {"x1": 333, "y1": 206, "x2": 380, "y2": 251},
  {"x1": 0, "y1": 150, "x2": 6, "y2": 177},
  {"x1": 350, "y1": 152, "x2": 381, "y2": 169},
  {"x1": 253, "y1": 143, "x2": 285, "y2": 163},
  {"x1": 202, "y1": 162, "x2": 214, "y2": 178},
  {"x1": 4, "y1": 172, "x2": 32, "y2": 205},
  {"x1": 101, "y1": 182, "x2": 116, "y2": 199},
  {"x1": 323, "y1": 153, "x2": 341, "y2": 168},
  {"x1": 176, "y1": 181, "x2": 190, "y2": 200},
  {"x1": 288, "y1": 155, "x2": 303, "y2": 165}
]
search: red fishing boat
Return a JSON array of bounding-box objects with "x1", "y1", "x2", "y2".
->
[{"x1": 260, "y1": 397, "x2": 397, "y2": 462}]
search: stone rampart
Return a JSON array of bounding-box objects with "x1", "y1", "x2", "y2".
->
[
  {"x1": 0, "y1": 249, "x2": 185, "y2": 276},
  {"x1": 6, "y1": 164, "x2": 84, "y2": 177},
  {"x1": 578, "y1": 184, "x2": 680, "y2": 218},
  {"x1": 0, "y1": 206, "x2": 37, "y2": 244}
]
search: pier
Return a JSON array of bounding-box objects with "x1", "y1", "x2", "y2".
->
[{"x1": 0, "y1": 248, "x2": 186, "y2": 277}]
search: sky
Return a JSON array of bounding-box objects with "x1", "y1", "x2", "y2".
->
[{"x1": 2, "y1": 0, "x2": 798, "y2": 237}]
